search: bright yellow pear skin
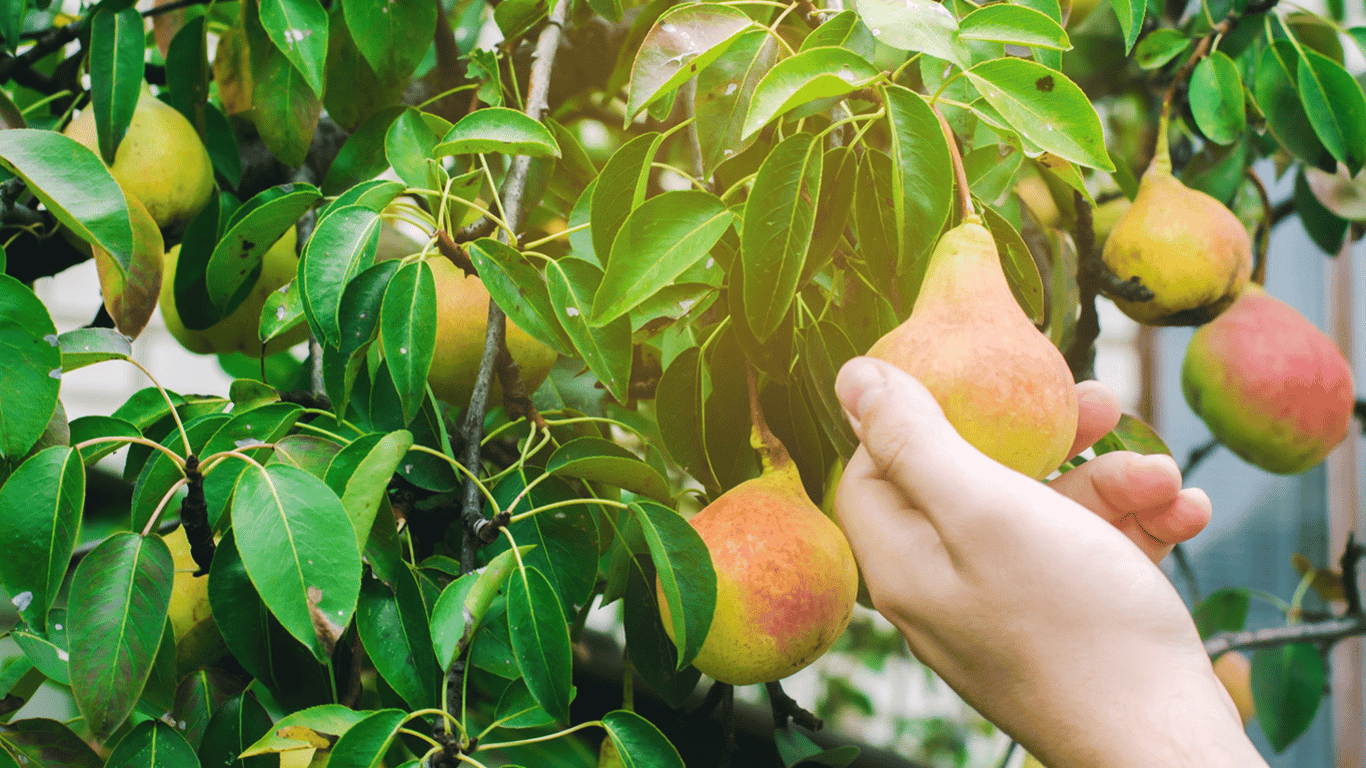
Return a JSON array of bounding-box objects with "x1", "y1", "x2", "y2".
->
[
  {"x1": 660, "y1": 463, "x2": 858, "y2": 685},
  {"x1": 425, "y1": 257, "x2": 558, "y2": 407},
  {"x1": 1101, "y1": 149, "x2": 1251, "y2": 326},
  {"x1": 64, "y1": 81, "x2": 214, "y2": 233},
  {"x1": 160, "y1": 228, "x2": 310, "y2": 357},
  {"x1": 869, "y1": 218, "x2": 1078, "y2": 480}
]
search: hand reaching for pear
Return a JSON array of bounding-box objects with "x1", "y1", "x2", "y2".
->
[
  {"x1": 1050, "y1": 380, "x2": 1212, "y2": 563},
  {"x1": 834, "y1": 357, "x2": 1266, "y2": 768}
]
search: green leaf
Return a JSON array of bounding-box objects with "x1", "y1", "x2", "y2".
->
[
  {"x1": 775, "y1": 728, "x2": 860, "y2": 767},
  {"x1": 326, "y1": 709, "x2": 407, "y2": 768},
  {"x1": 507, "y1": 565, "x2": 573, "y2": 723},
  {"x1": 625, "y1": 4, "x2": 755, "y2": 120},
  {"x1": 1134, "y1": 28, "x2": 1190, "y2": 70},
  {"x1": 0, "y1": 276, "x2": 59, "y2": 461},
  {"x1": 1252, "y1": 644, "x2": 1325, "y2": 752},
  {"x1": 883, "y1": 85, "x2": 954, "y2": 293},
  {"x1": 198, "y1": 692, "x2": 274, "y2": 768},
  {"x1": 849, "y1": 0, "x2": 966, "y2": 66},
  {"x1": 241, "y1": 704, "x2": 370, "y2": 757},
  {"x1": 0, "y1": 718, "x2": 102, "y2": 768},
  {"x1": 742, "y1": 48, "x2": 881, "y2": 139},
  {"x1": 631, "y1": 500, "x2": 715, "y2": 670},
  {"x1": 957, "y1": 4, "x2": 1071, "y2": 50},
  {"x1": 68, "y1": 532, "x2": 174, "y2": 741},
  {"x1": 324, "y1": 429, "x2": 413, "y2": 548},
  {"x1": 592, "y1": 190, "x2": 732, "y2": 327},
  {"x1": 299, "y1": 205, "x2": 382, "y2": 347},
  {"x1": 0, "y1": 130, "x2": 132, "y2": 271},
  {"x1": 591, "y1": 132, "x2": 665, "y2": 265},
  {"x1": 696, "y1": 28, "x2": 779, "y2": 177},
  {"x1": 486, "y1": 471, "x2": 599, "y2": 612},
  {"x1": 379, "y1": 260, "x2": 437, "y2": 424},
  {"x1": 467, "y1": 238, "x2": 575, "y2": 356},
  {"x1": 546, "y1": 259, "x2": 632, "y2": 404},
  {"x1": 1089, "y1": 413, "x2": 1171, "y2": 457},
  {"x1": 801, "y1": 11, "x2": 875, "y2": 58},
  {"x1": 430, "y1": 547, "x2": 531, "y2": 670},
  {"x1": 244, "y1": 0, "x2": 322, "y2": 167},
  {"x1": 231, "y1": 463, "x2": 363, "y2": 660},
  {"x1": 1107, "y1": 0, "x2": 1145, "y2": 54},
  {"x1": 164, "y1": 17, "x2": 210, "y2": 128},
  {"x1": 741, "y1": 132, "x2": 821, "y2": 341},
  {"x1": 88, "y1": 8, "x2": 144, "y2": 165},
  {"x1": 356, "y1": 571, "x2": 441, "y2": 710},
  {"x1": 259, "y1": 0, "x2": 330, "y2": 98},
  {"x1": 655, "y1": 347, "x2": 719, "y2": 491},
  {"x1": 435, "y1": 107, "x2": 560, "y2": 158},
  {"x1": 322, "y1": 107, "x2": 407, "y2": 195},
  {"x1": 965, "y1": 59, "x2": 1114, "y2": 171},
  {"x1": 980, "y1": 205, "x2": 1045, "y2": 324},
  {"x1": 1191, "y1": 587, "x2": 1249, "y2": 639},
  {"x1": 341, "y1": 0, "x2": 437, "y2": 83},
  {"x1": 200, "y1": 403, "x2": 303, "y2": 530},
  {"x1": 204, "y1": 184, "x2": 318, "y2": 316},
  {"x1": 259, "y1": 278, "x2": 306, "y2": 346},
  {"x1": 383, "y1": 107, "x2": 447, "y2": 194},
  {"x1": 104, "y1": 720, "x2": 200, "y2": 768},
  {"x1": 1296, "y1": 48, "x2": 1366, "y2": 175},
  {"x1": 69, "y1": 415, "x2": 141, "y2": 466},
  {"x1": 807, "y1": 146, "x2": 858, "y2": 275},
  {"x1": 58, "y1": 327, "x2": 131, "y2": 371},
  {"x1": 621, "y1": 555, "x2": 702, "y2": 707},
  {"x1": 602, "y1": 710, "x2": 684, "y2": 768},
  {"x1": 0, "y1": 447, "x2": 83, "y2": 633},
  {"x1": 1188, "y1": 51, "x2": 1245, "y2": 146},
  {"x1": 546, "y1": 437, "x2": 672, "y2": 502}
]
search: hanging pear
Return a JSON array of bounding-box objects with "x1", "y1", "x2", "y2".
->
[
  {"x1": 869, "y1": 217, "x2": 1078, "y2": 480},
  {"x1": 1100, "y1": 105, "x2": 1252, "y2": 325},
  {"x1": 659, "y1": 378, "x2": 858, "y2": 686}
]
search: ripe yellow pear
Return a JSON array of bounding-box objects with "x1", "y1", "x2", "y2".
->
[
  {"x1": 1213, "y1": 651, "x2": 1256, "y2": 726},
  {"x1": 869, "y1": 217, "x2": 1078, "y2": 480},
  {"x1": 64, "y1": 81, "x2": 214, "y2": 233},
  {"x1": 1100, "y1": 117, "x2": 1251, "y2": 325},
  {"x1": 660, "y1": 460, "x2": 859, "y2": 685},
  {"x1": 160, "y1": 228, "x2": 310, "y2": 357},
  {"x1": 425, "y1": 257, "x2": 558, "y2": 407},
  {"x1": 162, "y1": 526, "x2": 227, "y2": 676}
]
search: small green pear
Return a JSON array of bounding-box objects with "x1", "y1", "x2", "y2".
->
[{"x1": 1182, "y1": 283, "x2": 1354, "y2": 474}]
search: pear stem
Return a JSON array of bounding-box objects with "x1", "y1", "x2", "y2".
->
[
  {"x1": 745, "y1": 363, "x2": 792, "y2": 471},
  {"x1": 1151, "y1": 95, "x2": 1173, "y2": 178},
  {"x1": 933, "y1": 105, "x2": 972, "y2": 222}
]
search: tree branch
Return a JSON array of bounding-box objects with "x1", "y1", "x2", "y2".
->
[
  {"x1": 1064, "y1": 192, "x2": 1100, "y2": 380},
  {"x1": 447, "y1": 0, "x2": 569, "y2": 738},
  {"x1": 1204, "y1": 614, "x2": 1366, "y2": 656}
]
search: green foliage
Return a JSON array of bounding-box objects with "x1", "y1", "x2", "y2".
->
[{"x1": 0, "y1": 0, "x2": 1359, "y2": 763}]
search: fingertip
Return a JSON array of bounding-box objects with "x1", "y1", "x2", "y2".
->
[{"x1": 835, "y1": 357, "x2": 888, "y2": 429}]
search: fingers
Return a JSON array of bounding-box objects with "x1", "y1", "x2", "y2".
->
[
  {"x1": 835, "y1": 357, "x2": 1015, "y2": 517},
  {"x1": 1067, "y1": 380, "x2": 1122, "y2": 460},
  {"x1": 1048, "y1": 451, "x2": 1213, "y2": 562}
]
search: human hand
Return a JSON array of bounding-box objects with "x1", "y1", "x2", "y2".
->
[
  {"x1": 833, "y1": 357, "x2": 1265, "y2": 768},
  {"x1": 1047, "y1": 380, "x2": 1212, "y2": 563}
]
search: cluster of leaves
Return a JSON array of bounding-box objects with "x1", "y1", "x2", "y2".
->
[{"x1": 0, "y1": 0, "x2": 1362, "y2": 763}]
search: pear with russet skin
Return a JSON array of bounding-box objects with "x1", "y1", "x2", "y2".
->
[
  {"x1": 659, "y1": 440, "x2": 858, "y2": 685},
  {"x1": 868, "y1": 216, "x2": 1078, "y2": 480},
  {"x1": 1100, "y1": 109, "x2": 1252, "y2": 326}
]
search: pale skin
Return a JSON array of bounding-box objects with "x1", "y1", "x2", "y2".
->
[{"x1": 834, "y1": 356, "x2": 1269, "y2": 768}]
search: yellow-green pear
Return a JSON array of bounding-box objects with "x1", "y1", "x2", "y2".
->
[
  {"x1": 160, "y1": 228, "x2": 309, "y2": 357},
  {"x1": 425, "y1": 257, "x2": 559, "y2": 408},
  {"x1": 1100, "y1": 116, "x2": 1251, "y2": 326},
  {"x1": 869, "y1": 216, "x2": 1078, "y2": 480},
  {"x1": 1213, "y1": 651, "x2": 1256, "y2": 726},
  {"x1": 64, "y1": 81, "x2": 214, "y2": 233}
]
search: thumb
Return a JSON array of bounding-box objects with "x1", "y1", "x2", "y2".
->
[{"x1": 836, "y1": 356, "x2": 1010, "y2": 512}]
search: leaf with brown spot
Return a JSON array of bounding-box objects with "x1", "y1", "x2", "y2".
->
[{"x1": 92, "y1": 187, "x2": 163, "y2": 339}]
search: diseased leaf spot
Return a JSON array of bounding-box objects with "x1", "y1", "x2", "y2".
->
[{"x1": 1035, "y1": 76, "x2": 1054, "y2": 92}]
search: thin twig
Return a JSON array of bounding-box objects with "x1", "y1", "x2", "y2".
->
[
  {"x1": 1204, "y1": 614, "x2": 1366, "y2": 656},
  {"x1": 1064, "y1": 191, "x2": 1099, "y2": 380},
  {"x1": 1341, "y1": 532, "x2": 1364, "y2": 615},
  {"x1": 1181, "y1": 437, "x2": 1220, "y2": 478},
  {"x1": 1171, "y1": 543, "x2": 1201, "y2": 603},
  {"x1": 765, "y1": 680, "x2": 823, "y2": 732},
  {"x1": 1246, "y1": 168, "x2": 1272, "y2": 285}
]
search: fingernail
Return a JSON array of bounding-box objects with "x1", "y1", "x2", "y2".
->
[{"x1": 836, "y1": 357, "x2": 886, "y2": 423}]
